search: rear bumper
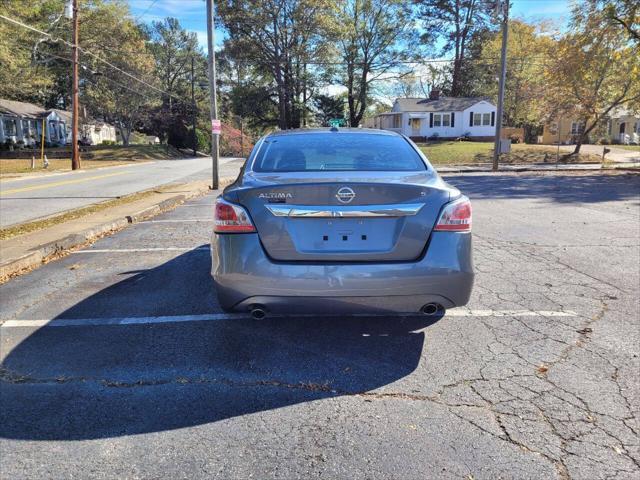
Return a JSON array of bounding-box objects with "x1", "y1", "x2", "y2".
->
[{"x1": 211, "y1": 232, "x2": 474, "y2": 313}]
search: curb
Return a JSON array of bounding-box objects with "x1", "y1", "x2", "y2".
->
[{"x1": 0, "y1": 179, "x2": 231, "y2": 282}]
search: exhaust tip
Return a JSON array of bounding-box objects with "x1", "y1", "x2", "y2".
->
[
  {"x1": 249, "y1": 305, "x2": 267, "y2": 320},
  {"x1": 421, "y1": 303, "x2": 441, "y2": 316}
]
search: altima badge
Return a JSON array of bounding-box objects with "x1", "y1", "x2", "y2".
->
[{"x1": 336, "y1": 187, "x2": 356, "y2": 204}]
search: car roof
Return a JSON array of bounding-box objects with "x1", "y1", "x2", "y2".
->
[{"x1": 265, "y1": 127, "x2": 399, "y2": 138}]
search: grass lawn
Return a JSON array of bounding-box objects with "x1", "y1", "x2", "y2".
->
[
  {"x1": 0, "y1": 145, "x2": 185, "y2": 176},
  {"x1": 612, "y1": 145, "x2": 640, "y2": 152},
  {"x1": 418, "y1": 141, "x2": 601, "y2": 165}
]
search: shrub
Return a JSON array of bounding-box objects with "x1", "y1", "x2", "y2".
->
[{"x1": 101, "y1": 140, "x2": 116, "y2": 146}]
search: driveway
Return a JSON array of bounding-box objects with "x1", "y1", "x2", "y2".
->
[
  {"x1": 0, "y1": 172, "x2": 638, "y2": 479},
  {"x1": 557, "y1": 144, "x2": 640, "y2": 162}
]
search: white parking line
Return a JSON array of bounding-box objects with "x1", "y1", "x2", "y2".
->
[
  {"x1": 73, "y1": 246, "x2": 210, "y2": 253},
  {"x1": 0, "y1": 309, "x2": 578, "y2": 328}
]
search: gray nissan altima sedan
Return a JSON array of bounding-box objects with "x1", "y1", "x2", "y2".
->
[{"x1": 211, "y1": 128, "x2": 473, "y2": 318}]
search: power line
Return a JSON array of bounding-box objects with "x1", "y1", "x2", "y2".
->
[
  {"x1": 39, "y1": 51, "x2": 157, "y2": 101},
  {"x1": 0, "y1": 12, "x2": 191, "y2": 105},
  {"x1": 133, "y1": 0, "x2": 160, "y2": 23}
]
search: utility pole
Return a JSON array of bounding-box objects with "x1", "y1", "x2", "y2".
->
[
  {"x1": 492, "y1": 0, "x2": 509, "y2": 172},
  {"x1": 191, "y1": 57, "x2": 197, "y2": 157},
  {"x1": 240, "y1": 117, "x2": 244, "y2": 158},
  {"x1": 71, "y1": 0, "x2": 81, "y2": 170},
  {"x1": 206, "y1": 0, "x2": 219, "y2": 189}
]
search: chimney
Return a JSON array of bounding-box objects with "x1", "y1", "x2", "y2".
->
[{"x1": 429, "y1": 88, "x2": 440, "y2": 100}]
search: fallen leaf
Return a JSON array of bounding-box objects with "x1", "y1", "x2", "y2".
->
[
  {"x1": 576, "y1": 327, "x2": 593, "y2": 335},
  {"x1": 537, "y1": 364, "x2": 549, "y2": 374}
]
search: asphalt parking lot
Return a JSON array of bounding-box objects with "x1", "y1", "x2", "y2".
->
[{"x1": 1, "y1": 172, "x2": 639, "y2": 479}]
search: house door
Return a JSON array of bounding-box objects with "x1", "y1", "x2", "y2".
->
[
  {"x1": 619, "y1": 122, "x2": 626, "y2": 142},
  {"x1": 410, "y1": 118, "x2": 421, "y2": 137}
]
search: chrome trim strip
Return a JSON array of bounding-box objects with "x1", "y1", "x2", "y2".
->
[{"x1": 265, "y1": 203, "x2": 424, "y2": 218}]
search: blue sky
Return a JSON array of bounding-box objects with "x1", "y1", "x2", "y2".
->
[{"x1": 127, "y1": 0, "x2": 574, "y2": 50}]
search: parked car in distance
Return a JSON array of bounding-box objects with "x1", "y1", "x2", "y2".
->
[{"x1": 211, "y1": 128, "x2": 474, "y2": 318}]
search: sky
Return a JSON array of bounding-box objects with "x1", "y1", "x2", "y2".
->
[{"x1": 127, "y1": 0, "x2": 575, "y2": 50}]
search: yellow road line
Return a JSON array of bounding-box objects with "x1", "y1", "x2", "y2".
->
[{"x1": 0, "y1": 171, "x2": 130, "y2": 195}]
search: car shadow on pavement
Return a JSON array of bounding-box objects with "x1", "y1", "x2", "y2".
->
[
  {"x1": 0, "y1": 247, "x2": 442, "y2": 441},
  {"x1": 444, "y1": 173, "x2": 640, "y2": 204}
]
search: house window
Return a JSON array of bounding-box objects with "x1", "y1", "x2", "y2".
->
[
  {"x1": 571, "y1": 122, "x2": 585, "y2": 135},
  {"x1": 22, "y1": 119, "x2": 30, "y2": 135},
  {"x1": 433, "y1": 113, "x2": 450, "y2": 127},
  {"x1": 49, "y1": 121, "x2": 58, "y2": 140},
  {"x1": 482, "y1": 113, "x2": 491, "y2": 126},
  {"x1": 3, "y1": 118, "x2": 17, "y2": 136},
  {"x1": 410, "y1": 118, "x2": 421, "y2": 130},
  {"x1": 393, "y1": 114, "x2": 401, "y2": 128},
  {"x1": 473, "y1": 113, "x2": 482, "y2": 126}
]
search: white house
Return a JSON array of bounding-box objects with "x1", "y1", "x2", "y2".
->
[
  {"x1": 54, "y1": 110, "x2": 117, "y2": 145},
  {"x1": 608, "y1": 107, "x2": 639, "y2": 145},
  {"x1": 372, "y1": 92, "x2": 497, "y2": 141},
  {"x1": 0, "y1": 99, "x2": 68, "y2": 147}
]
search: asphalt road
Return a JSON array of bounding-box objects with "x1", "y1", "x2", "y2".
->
[
  {"x1": 0, "y1": 157, "x2": 241, "y2": 228},
  {"x1": 0, "y1": 172, "x2": 639, "y2": 479}
]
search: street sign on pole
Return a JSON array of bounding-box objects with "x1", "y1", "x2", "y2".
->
[
  {"x1": 211, "y1": 119, "x2": 221, "y2": 135},
  {"x1": 328, "y1": 118, "x2": 345, "y2": 127}
]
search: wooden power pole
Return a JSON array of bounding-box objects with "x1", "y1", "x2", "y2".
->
[{"x1": 71, "y1": 0, "x2": 81, "y2": 170}]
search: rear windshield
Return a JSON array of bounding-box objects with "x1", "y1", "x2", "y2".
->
[{"x1": 252, "y1": 133, "x2": 426, "y2": 172}]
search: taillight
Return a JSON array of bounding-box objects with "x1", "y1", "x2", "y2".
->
[
  {"x1": 434, "y1": 196, "x2": 472, "y2": 232},
  {"x1": 214, "y1": 197, "x2": 256, "y2": 233}
]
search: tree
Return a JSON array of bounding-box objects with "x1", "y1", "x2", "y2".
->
[
  {"x1": 0, "y1": 0, "x2": 73, "y2": 105},
  {"x1": 414, "y1": 0, "x2": 494, "y2": 96},
  {"x1": 473, "y1": 20, "x2": 554, "y2": 140},
  {"x1": 335, "y1": 0, "x2": 414, "y2": 127},
  {"x1": 146, "y1": 18, "x2": 205, "y2": 147},
  {"x1": 604, "y1": 0, "x2": 639, "y2": 43},
  {"x1": 313, "y1": 94, "x2": 345, "y2": 125},
  {"x1": 78, "y1": 1, "x2": 158, "y2": 145},
  {"x1": 544, "y1": 0, "x2": 640, "y2": 154},
  {"x1": 217, "y1": 0, "x2": 334, "y2": 129}
]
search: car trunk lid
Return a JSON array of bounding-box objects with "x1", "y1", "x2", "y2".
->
[{"x1": 235, "y1": 172, "x2": 451, "y2": 262}]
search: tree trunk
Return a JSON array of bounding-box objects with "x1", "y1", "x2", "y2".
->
[
  {"x1": 572, "y1": 139, "x2": 583, "y2": 155},
  {"x1": 119, "y1": 125, "x2": 130, "y2": 146}
]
